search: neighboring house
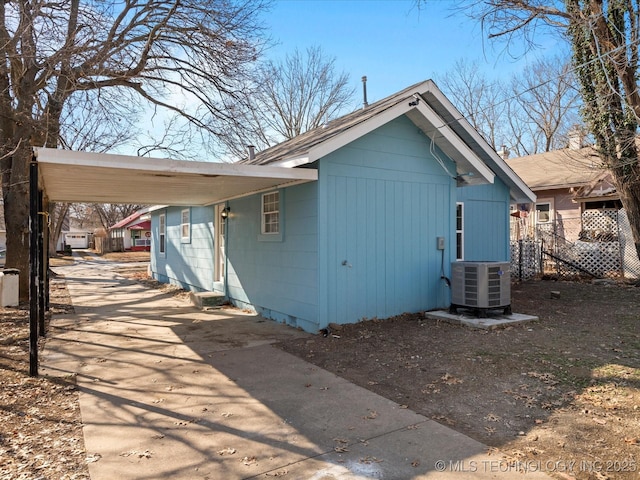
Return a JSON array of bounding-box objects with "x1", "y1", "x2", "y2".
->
[
  {"x1": 1, "y1": 194, "x2": 91, "y2": 252},
  {"x1": 150, "y1": 80, "x2": 534, "y2": 332},
  {"x1": 52, "y1": 213, "x2": 92, "y2": 251},
  {"x1": 506, "y1": 145, "x2": 620, "y2": 242},
  {"x1": 1, "y1": 188, "x2": 88, "y2": 252},
  {"x1": 109, "y1": 207, "x2": 153, "y2": 251},
  {"x1": 506, "y1": 144, "x2": 640, "y2": 279}
]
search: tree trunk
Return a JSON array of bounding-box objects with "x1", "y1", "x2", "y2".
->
[
  {"x1": 612, "y1": 168, "x2": 640, "y2": 263},
  {"x1": 48, "y1": 202, "x2": 70, "y2": 256},
  {"x1": 3, "y1": 145, "x2": 33, "y2": 301}
]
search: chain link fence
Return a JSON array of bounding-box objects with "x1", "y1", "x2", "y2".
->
[{"x1": 510, "y1": 209, "x2": 640, "y2": 280}]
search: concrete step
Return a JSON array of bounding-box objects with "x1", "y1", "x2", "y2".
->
[{"x1": 189, "y1": 291, "x2": 227, "y2": 309}]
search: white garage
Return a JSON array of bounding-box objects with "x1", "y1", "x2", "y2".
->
[{"x1": 63, "y1": 231, "x2": 90, "y2": 249}]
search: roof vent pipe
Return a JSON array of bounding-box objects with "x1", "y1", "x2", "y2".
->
[
  {"x1": 247, "y1": 145, "x2": 255, "y2": 161},
  {"x1": 362, "y1": 76, "x2": 368, "y2": 109}
]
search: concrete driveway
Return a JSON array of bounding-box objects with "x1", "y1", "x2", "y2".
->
[{"x1": 42, "y1": 253, "x2": 550, "y2": 479}]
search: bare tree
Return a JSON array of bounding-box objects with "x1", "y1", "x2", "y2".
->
[
  {"x1": 135, "y1": 114, "x2": 201, "y2": 159},
  {"x1": 59, "y1": 90, "x2": 141, "y2": 153},
  {"x1": 0, "y1": 0, "x2": 269, "y2": 297},
  {"x1": 449, "y1": 0, "x2": 640, "y2": 261},
  {"x1": 68, "y1": 204, "x2": 101, "y2": 231},
  {"x1": 93, "y1": 204, "x2": 142, "y2": 231},
  {"x1": 434, "y1": 59, "x2": 509, "y2": 150},
  {"x1": 435, "y1": 56, "x2": 581, "y2": 157},
  {"x1": 214, "y1": 46, "x2": 355, "y2": 160},
  {"x1": 48, "y1": 203, "x2": 70, "y2": 256},
  {"x1": 510, "y1": 56, "x2": 581, "y2": 154},
  {"x1": 47, "y1": 88, "x2": 141, "y2": 255}
]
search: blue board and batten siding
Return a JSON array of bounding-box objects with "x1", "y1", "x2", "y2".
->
[
  {"x1": 318, "y1": 116, "x2": 456, "y2": 328},
  {"x1": 149, "y1": 114, "x2": 513, "y2": 333},
  {"x1": 456, "y1": 181, "x2": 511, "y2": 262}
]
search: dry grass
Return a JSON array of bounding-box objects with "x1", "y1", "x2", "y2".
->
[
  {"x1": 98, "y1": 251, "x2": 150, "y2": 263},
  {"x1": 49, "y1": 250, "x2": 150, "y2": 268}
]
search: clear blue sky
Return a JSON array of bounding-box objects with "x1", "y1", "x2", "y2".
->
[
  {"x1": 133, "y1": 1, "x2": 562, "y2": 158},
  {"x1": 264, "y1": 0, "x2": 559, "y2": 106}
]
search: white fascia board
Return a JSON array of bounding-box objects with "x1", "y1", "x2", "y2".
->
[
  {"x1": 414, "y1": 102, "x2": 495, "y2": 183},
  {"x1": 306, "y1": 102, "x2": 412, "y2": 162},
  {"x1": 34, "y1": 147, "x2": 317, "y2": 182},
  {"x1": 147, "y1": 205, "x2": 169, "y2": 213},
  {"x1": 269, "y1": 155, "x2": 311, "y2": 168},
  {"x1": 426, "y1": 86, "x2": 535, "y2": 203},
  {"x1": 296, "y1": 97, "x2": 495, "y2": 186}
]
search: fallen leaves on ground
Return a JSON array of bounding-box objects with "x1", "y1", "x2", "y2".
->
[{"x1": 0, "y1": 279, "x2": 90, "y2": 480}]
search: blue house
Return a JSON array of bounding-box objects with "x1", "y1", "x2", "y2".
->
[{"x1": 149, "y1": 80, "x2": 535, "y2": 333}]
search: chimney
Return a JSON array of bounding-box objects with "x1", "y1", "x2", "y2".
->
[
  {"x1": 497, "y1": 145, "x2": 509, "y2": 160},
  {"x1": 247, "y1": 145, "x2": 255, "y2": 161},
  {"x1": 362, "y1": 75, "x2": 368, "y2": 109},
  {"x1": 568, "y1": 127, "x2": 584, "y2": 150}
]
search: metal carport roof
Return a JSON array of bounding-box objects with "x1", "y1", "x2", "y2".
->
[
  {"x1": 28, "y1": 147, "x2": 317, "y2": 377},
  {"x1": 34, "y1": 147, "x2": 318, "y2": 206}
]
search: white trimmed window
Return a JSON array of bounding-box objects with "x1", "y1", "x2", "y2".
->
[
  {"x1": 535, "y1": 202, "x2": 551, "y2": 224},
  {"x1": 261, "y1": 191, "x2": 280, "y2": 234},
  {"x1": 456, "y1": 202, "x2": 464, "y2": 261},
  {"x1": 181, "y1": 208, "x2": 191, "y2": 241},
  {"x1": 159, "y1": 213, "x2": 166, "y2": 254}
]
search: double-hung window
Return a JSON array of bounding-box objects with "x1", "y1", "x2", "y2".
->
[
  {"x1": 261, "y1": 192, "x2": 280, "y2": 234},
  {"x1": 181, "y1": 208, "x2": 191, "y2": 242},
  {"x1": 159, "y1": 213, "x2": 166, "y2": 255},
  {"x1": 456, "y1": 202, "x2": 464, "y2": 261}
]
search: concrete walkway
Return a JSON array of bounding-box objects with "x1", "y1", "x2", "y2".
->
[{"x1": 42, "y1": 254, "x2": 550, "y2": 480}]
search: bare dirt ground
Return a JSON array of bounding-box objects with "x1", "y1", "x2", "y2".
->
[
  {"x1": 1, "y1": 252, "x2": 638, "y2": 479},
  {"x1": 278, "y1": 280, "x2": 640, "y2": 479}
]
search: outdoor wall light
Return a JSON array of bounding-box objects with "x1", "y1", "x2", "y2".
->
[{"x1": 221, "y1": 206, "x2": 230, "y2": 219}]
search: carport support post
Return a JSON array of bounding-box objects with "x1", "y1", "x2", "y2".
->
[
  {"x1": 29, "y1": 158, "x2": 40, "y2": 376},
  {"x1": 38, "y1": 187, "x2": 45, "y2": 336},
  {"x1": 43, "y1": 195, "x2": 50, "y2": 313}
]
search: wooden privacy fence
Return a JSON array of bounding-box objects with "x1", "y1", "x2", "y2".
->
[
  {"x1": 94, "y1": 236, "x2": 124, "y2": 255},
  {"x1": 510, "y1": 209, "x2": 640, "y2": 280}
]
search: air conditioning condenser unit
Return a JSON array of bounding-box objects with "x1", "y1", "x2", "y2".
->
[{"x1": 450, "y1": 261, "x2": 511, "y2": 317}]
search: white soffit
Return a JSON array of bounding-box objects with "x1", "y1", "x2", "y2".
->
[
  {"x1": 273, "y1": 96, "x2": 495, "y2": 187},
  {"x1": 408, "y1": 104, "x2": 495, "y2": 185},
  {"x1": 35, "y1": 147, "x2": 317, "y2": 206},
  {"x1": 425, "y1": 84, "x2": 535, "y2": 203}
]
